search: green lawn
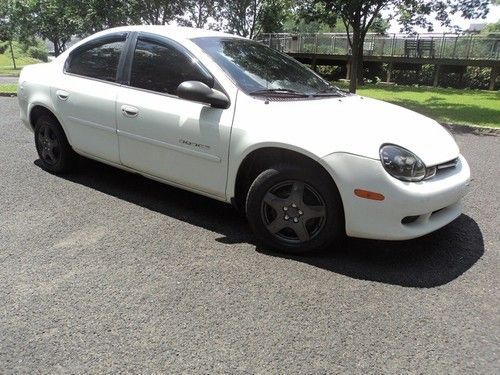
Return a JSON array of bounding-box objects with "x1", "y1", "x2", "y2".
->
[
  {"x1": 0, "y1": 44, "x2": 40, "y2": 76},
  {"x1": 0, "y1": 84, "x2": 17, "y2": 94},
  {"x1": 352, "y1": 85, "x2": 500, "y2": 128}
]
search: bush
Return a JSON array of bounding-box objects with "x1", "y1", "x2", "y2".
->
[
  {"x1": 316, "y1": 62, "x2": 496, "y2": 90},
  {"x1": 375, "y1": 64, "x2": 493, "y2": 90},
  {"x1": 27, "y1": 45, "x2": 48, "y2": 62}
]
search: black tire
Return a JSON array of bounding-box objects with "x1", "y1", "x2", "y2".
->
[
  {"x1": 34, "y1": 115, "x2": 76, "y2": 173},
  {"x1": 246, "y1": 164, "x2": 344, "y2": 254}
]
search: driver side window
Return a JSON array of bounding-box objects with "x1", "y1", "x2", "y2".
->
[{"x1": 130, "y1": 37, "x2": 212, "y2": 95}]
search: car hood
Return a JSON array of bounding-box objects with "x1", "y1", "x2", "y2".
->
[{"x1": 237, "y1": 94, "x2": 459, "y2": 167}]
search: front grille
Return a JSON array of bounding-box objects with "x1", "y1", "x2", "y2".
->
[
  {"x1": 437, "y1": 157, "x2": 459, "y2": 170},
  {"x1": 425, "y1": 157, "x2": 459, "y2": 180}
]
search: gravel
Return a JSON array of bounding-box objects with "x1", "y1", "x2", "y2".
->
[{"x1": 0, "y1": 97, "x2": 498, "y2": 374}]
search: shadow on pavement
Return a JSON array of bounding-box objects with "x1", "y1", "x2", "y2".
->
[
  {"x1": 258, "y1": 214, "x2": 483, "y2": 288},
  {"x1": 37, "y1": 157, "x2": 484, "y2": 289}
]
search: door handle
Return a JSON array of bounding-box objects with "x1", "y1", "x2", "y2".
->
[
  {"x1": 56, "y1": 90, "x2": 69, "y2": 101},
  {"x1": 121, "y1": 105, "x2": 139, "y2": 118}
]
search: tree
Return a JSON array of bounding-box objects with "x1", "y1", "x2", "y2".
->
[
  {"x1": 129, "y1": 0, "x2": 186, "y2": 25},
  {"x1": 78, "y1": 0, "x2": 133, "y2": 35},
  {"x1": 9, "y1": 0, "x2": 81, "y2": 57},
  {"x1": 217, "y1": 0, "x2": 263, "y2": 38},
  {"x1": 369, "y1": 14, "x2": 389, "y2": 35},
  {"x1": 482, "y1": 20, "x2": 500, "y2": 34},
  {"x1": 217, "y1": 0, "x2": 291, "y2": 38},
  {"x1": 0, "y1": 0, "x2": 17, "y2": 69},
  {"x1": 303, "y1": 0, "x2": 492, "y2": 93},
  {"x1": 178, "y1": 0, "x2": 218, "y2": 28},
  {"x1": 258, "y1": 0, "x2": 293, "y2": 34}
]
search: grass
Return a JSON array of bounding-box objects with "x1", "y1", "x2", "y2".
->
[
  {"x1": 0, "y1": 84, "x2": 17, "y2": 94},
  {"x1": 340, "y1": 84, "x2": 500, "y2": 128},
  {"x1": 0, "y1": 42, "x2": 41, "y2": 76}
]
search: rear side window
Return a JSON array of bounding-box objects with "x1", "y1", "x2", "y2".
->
[
  {"x1": 66, "y1": 36, "x2": 126, "y2": 82},
  {"x1": 130, "y1": 38, "x2": 212, "y2": 95}
]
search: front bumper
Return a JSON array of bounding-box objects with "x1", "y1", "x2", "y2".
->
[{"x1": 322, "y1": 153, "x2": 471, "y2": 240}]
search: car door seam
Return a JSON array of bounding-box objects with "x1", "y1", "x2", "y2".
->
[{"x1": 224, "y1": 89, "x2": 239, "y2": 200}]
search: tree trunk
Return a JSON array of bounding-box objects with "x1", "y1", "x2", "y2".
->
[
  {"x1": 349, "y1": 29, "x2": 362, "y2": 93},
  {"x1": 357, "y1": 43, "x2": 364, "y2": 86},
  {"x1": 53, "y1": 40, "x2": 61, "y2": 57},
  {"x1": 53, "y1": 41, "x2": 59, "y2": 57},
  {"x1": 8, "y1": 40, "x2": 16, "y2": 70}
]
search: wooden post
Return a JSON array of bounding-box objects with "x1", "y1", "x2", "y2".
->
[
  {"x1": 439, "y1": 34, "x2": 446, "y2": 58},
  {"x1": 489, "y1": 66, "x2": 499, "y2": 91},
  {"x1": 386, "y1": 63, "x2": 393, "y2": 83},
  {"x1": 452, "y1": 36, "x2": 458, "y2": 58},
  {"x1": 346, "y1": 62, "x2": 351, "y2": 80},
  {"x1": 459, "y1": 70, "x2": 464, "y2": 87},
  {"x1": 390, "y1": 34, "x2": 396, "y2": 57},
  {"x1": 433, "y1": 65, "x2": 441, "y2": 87},
  {"x1": 311, "y1": 58, "x2": 318, "y2": 72},
  {"x1": 466, "y1": 35, "x2": 473, "y2": 59}
]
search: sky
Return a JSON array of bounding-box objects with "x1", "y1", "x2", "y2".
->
[{"x1": 387, "y1": 4, "x2": 500, "y2": 33}]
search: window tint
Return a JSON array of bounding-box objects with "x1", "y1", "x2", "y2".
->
[
  {"x1": 66, "y1": 37, "x2": 126, "y2": 82},
  {"x1": 130, "y1": 38, "x2": 212, "y2": 95},
  {"x1": 192, "y1": 37, "x2": 333, "y2": 94}
]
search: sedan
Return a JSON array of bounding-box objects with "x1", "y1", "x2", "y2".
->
[{"x1": 18, "y1": 26, "x2": 470, "y2": 254}]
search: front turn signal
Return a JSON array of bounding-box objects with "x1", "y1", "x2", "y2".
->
[{"x1": 354, "y1": 189, "x2": 385, "y2": 201}]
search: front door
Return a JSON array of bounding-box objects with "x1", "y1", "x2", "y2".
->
[{"x1": 116, "y1": 34, "x2": 234, "y2": 198}]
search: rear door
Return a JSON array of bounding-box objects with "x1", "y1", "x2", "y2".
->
[{"x1": 51, "y1": 33, "x2": 129, "y2": 163}]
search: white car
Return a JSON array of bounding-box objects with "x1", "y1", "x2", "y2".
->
[{"x1": 18, "y1": 26, "x2": 471, "y2": 254}]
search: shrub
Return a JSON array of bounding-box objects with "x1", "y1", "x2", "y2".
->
[{"x1": 27, "y1": 45, "x2": 48, "y2": 62}]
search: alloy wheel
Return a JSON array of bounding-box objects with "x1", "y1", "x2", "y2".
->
[
  {"x1": 37, "y1": 124, "x2": 60, "y2": 166},
  {"x1": 260, "y1": 180, "x2": 327, "y2": 244}
]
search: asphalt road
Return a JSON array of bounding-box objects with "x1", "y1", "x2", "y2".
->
[
  {"x1": 0, "y1": 76, "x2": 18, "y2": 84},
  {"x1": 1, "y1": 97, "x2": 499, "y2": 374}
]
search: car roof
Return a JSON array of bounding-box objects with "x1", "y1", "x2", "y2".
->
[{"x1": 96, "y1": 25, "x2": 245, "y2": 42}]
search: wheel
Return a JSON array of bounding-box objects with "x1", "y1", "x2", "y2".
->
[
  {"x1": 34, "y1": 115, "x2": 76, "y2": 173},
  {"x1": 246, "y1": 164, "x2": 344, "y2": 254}
]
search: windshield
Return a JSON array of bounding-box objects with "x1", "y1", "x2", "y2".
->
[{"x1": 191, "y1": 37, "x2": 340, "y2": 96}]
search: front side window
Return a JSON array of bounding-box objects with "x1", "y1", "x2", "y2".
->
[
  {"x1": 130, "y1": 38, "x2": 212, "y2": 95},
  {"x1": 192, "y1": 37, "x2": 341, "y2": 96},
  {"x1": 66, "y1": 36, "x2": 126, "y2": 82}
]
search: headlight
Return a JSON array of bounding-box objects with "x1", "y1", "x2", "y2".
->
[{"x1": 380, "y1": 144, "x2": 427, "y2": 182}]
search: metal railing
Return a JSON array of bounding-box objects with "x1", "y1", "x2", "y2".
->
[{"x1": 255, "y1": 33, "x2": 500, "y2": 60}]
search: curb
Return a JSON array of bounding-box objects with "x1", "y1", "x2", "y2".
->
[
  {"x1": 442, "y1": 123, "x2": 499, "y2": 136},
  {"x1": 0, "y1": 93, "x2": 16, "y2": 97}
]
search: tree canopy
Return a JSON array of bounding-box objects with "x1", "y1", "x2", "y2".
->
[{"x1": 0, "y1": 0, "x2": 495, "y2": 71}]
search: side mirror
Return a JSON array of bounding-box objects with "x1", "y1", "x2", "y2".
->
[{"x1": 177, "y1": 81, "x2": 230, "y2": 109}]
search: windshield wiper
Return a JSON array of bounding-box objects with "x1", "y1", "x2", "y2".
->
[{"x1": 249, "y1": 88, "x2": 309, "y2": 97}]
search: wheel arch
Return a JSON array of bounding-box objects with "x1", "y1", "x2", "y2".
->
[
  {"x1": 230, "y1": 145, "x2": 344, "y2": 217},
  {"x1": 28, "y1": 103, "x2": 75, "y2": 148},
  {"x1": 29, "y1": 104, "x2": 57, "y2": 130}
]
